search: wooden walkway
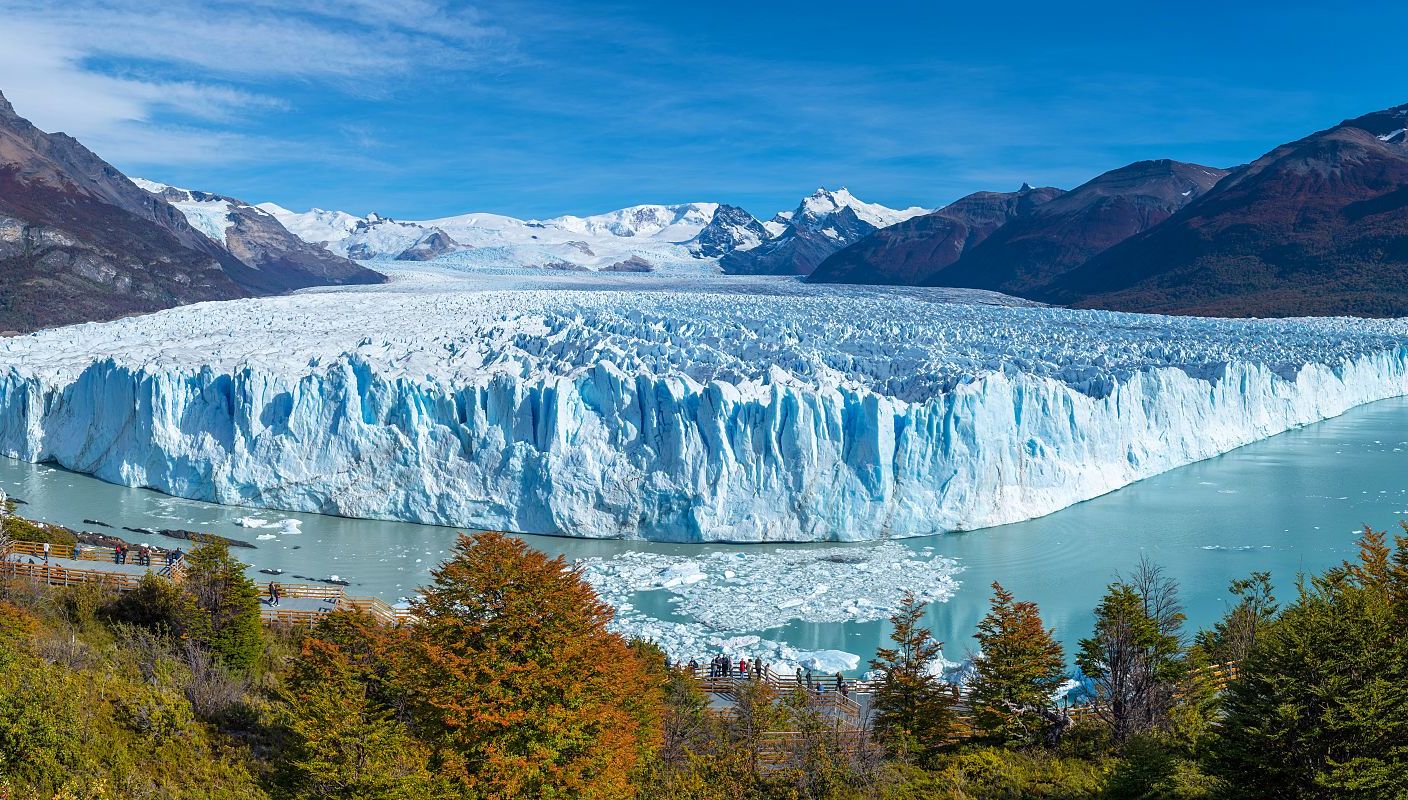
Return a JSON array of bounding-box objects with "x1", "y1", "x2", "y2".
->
[
  {"x1": 0, "y1": 537, "x2": 185, "y2": 589},
  {"x1": 0, "y1": 536, "x2": 414, "y2": 627}
]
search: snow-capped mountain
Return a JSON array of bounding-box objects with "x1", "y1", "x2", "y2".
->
[
  {"x1": 261, "y1": 201, "x2": 738, "y2": 271},
  {"x1": 720, "y1": 188, "x2": 929, "y2": 276},
  {"x1": 688, "y1": 204, "x2": 769, "y2": 257},
  {"x1": 131, "y1": 179, "x2": 383, "y2": 289},
  {"x1": 797, "y1": 187, "x2": 926, "y2": 230}
]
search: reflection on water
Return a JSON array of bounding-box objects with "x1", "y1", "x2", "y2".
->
[{"x1": 3, "y1": 396, "x2": 1405, "y2": 666}]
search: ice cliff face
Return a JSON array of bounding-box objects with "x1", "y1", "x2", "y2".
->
[{"x1": 1, "y1": 269, "x2": 1407, "y2": 542}]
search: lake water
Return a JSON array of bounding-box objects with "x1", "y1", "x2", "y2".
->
[{"x1": 3, "y1": 396, "x2": 1406, "y2": 670}]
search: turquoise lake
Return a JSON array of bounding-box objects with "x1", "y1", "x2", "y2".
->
[{"x1": 3, "y1": 395, "x2": 1406, "y2": 669}]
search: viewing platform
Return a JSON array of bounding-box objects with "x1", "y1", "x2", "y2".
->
[
  {"x1": 0, "y1": 537, "x2": 185, "y2": 589},
  {"x1": 0, "y1": 536, "x2": 414, "y2": 627}
]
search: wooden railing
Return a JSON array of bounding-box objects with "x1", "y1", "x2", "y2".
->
[
  {"x1": 260, "y1": 582, "x2": 416, "y2": 627},
  {"x1": 0, "y1": 537, "x2": 415, "y2": 629},
  {"x1": 0, "y1": 537, "x2": 186, "y2": 589}
]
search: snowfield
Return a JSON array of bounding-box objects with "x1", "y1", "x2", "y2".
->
[{"x1": 2, "y1": 265, "x2": 1408, "y2": 542}]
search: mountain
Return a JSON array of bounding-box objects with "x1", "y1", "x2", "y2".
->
[
  {"x1": 922, "y1": 160, "x2": 1228, "y2": 295},
  {"x1": 1043, "y1": 105, "x2": 1408, "y2": 317},
  {"x1": 807, "y1": 184, "x2": 1065, "y2": 285},
  {"x1": 263, "y1": 202, "x2": 731, "y2": 270},
  {"x1": 395, "y1": 228, "x2": 463, "y2": 261},
  {"x1": 719, "y1": 188, "x2": 928, "y2": 276},
  {"x1": 688, "y1": 204, "x2": 768, "y2": 257},
  {"x1": 0, "y1": 89, "x2": 383, "y2": 333},
  {"x1": 0, "y1": 91, "x2": 256, "y2": 332},
  {"x1": 132, "y1": 181, "x2": 382, "y2": 288}
]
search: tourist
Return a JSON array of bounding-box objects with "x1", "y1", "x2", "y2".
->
[
  {"x1": 738, "y1": 657, "x2": 747, "y2": 677},
  {"x1": 41, "y1": 542, "x2": 50, "y2": 563},
  {"x1": 114, "y1": 545, "x2": 125, "y2": 564},
  {"x1": 138, "y1": 544, "x2": 150, "y2": 566},
  {"x1": 723, "y1": 656, "x2": 732, "y2": 677},
  {"x1": 687, "y1": 658, "x2": 699, "y2": 674},
  {"x1": 753, "y1": 660, "x2": 762, "y2": 680},
  {"x1": 805, "y1": 669, "x2": 814, "y2": 690},
  {"x1": 269, "y1": 581, "x2": 281, "y2": 607},
  {"x1": 72, "y1": 543, "x2": 80, "y2": 560}
]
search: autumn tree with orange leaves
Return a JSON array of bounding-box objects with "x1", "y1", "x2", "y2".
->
[{"x1": 400, "y1": 531, "x2": 664, "y2": 799}]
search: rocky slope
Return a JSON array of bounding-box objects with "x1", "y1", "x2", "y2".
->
[
  {"x1": 924, "y1": 160, "x2": 1228, "y2": 295},
  {"x1": 133, "y1": 181, "x2": 383, "y2": 289},
  {"x1": 807, "y1": 184, "x2": 1065, "y2": 285},
  {"x1": 0, "y1": 92, "x2": 257, "y2": 333},
  {"x1": 1044, "y1": 105, "x2": 1408, "y2": 317},
  {"x1": 0, "y1": 90, "x2": 382, "y2": 333},
  {"x1": 687, "y1": 204, "x2": 768, "y2": 257}
]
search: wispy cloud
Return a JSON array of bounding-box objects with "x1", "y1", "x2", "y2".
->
[{"x1": 0, "y1": 0, "x2": 507, "y2": 166}]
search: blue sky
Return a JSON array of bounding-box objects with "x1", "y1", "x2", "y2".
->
[{"x1": 1, "y1": 0, "x2": 1405, "y2": 220}]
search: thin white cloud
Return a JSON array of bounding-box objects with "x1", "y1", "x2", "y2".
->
[{"x1": 0, "y1": 0, "x2": 506, "y2": 166}]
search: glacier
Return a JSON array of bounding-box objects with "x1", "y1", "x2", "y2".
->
[{"x1": 2, "y1": 266, "x2": 1408, "y2": 542}]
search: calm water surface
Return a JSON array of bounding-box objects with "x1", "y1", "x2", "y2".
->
[{"x1": 3, "y1": 397, "x2": 1406, "y2": 667}]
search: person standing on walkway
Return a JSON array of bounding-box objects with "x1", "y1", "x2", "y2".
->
[
  {"x1": 739, "y1": 658, "x2": 748, "y2": 677},
  {"x1": 41, "y1": 542, "x2": 50, "y2": 563},
  {"x1": 268, "y1": 581, "x2": 281, "y2": 607}
]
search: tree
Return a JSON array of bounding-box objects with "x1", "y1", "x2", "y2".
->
[
  {"x1": 1076, "y1": 559, "x2": 1186, "y2": 742},
  {"x1": 398, "y1": 532, "x2": 663, "y2": 798},
  {"x1": 1194, "y1": 571, "x2": 1277, "y2": 666},
  {"x1": 1209, "y1": 528, "x2": 1408, "y2": 798},
  {"x1": 869, "y1": 591, "x2": 954, "y2": 764},
  {"x1": 969, "y1": 582, "x2": 1067, "y2": 746},
  {"x1": 277, "y1": 638, "x2": 442, "y2": 800},
  {"x1": 104, "y1": 572, "x2": 210, "y2": 644},
  {"x1": 180, "y1": 543, "x2": 263, "y2": 670}
]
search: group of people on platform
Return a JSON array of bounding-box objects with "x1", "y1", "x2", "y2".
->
[
  {"x1": 112, "y1": 543, "x2": 182, "y2": 567},
  {"x1": 684, "y1": 654, "x2": 851, "y2": 698},
  {"x1": 33, "y1": 540, "x2": 182, "y2": 568}
]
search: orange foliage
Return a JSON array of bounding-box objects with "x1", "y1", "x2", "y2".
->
[{"x1": 399, "y1": 532, "x2": 664, "y2": 799}]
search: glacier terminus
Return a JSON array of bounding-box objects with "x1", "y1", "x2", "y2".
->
[{"x1": 2, "y1": 266, "x2": 1407, "y2": 543}]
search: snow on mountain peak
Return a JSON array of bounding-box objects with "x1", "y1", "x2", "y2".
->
[
  {"x1": 131, "y1": 177, "x2": 234, "y2": 245},
  {"x1": 794, "y1": 187, "x2": 928, "y2": 229}
]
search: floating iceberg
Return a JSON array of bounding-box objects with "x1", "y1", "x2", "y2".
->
[
  {"x1": 578, "y1": 542, "x2": 961, "y2": 666},
  {"x1": 1, "y1": 269, "x2": 1407, "y2": 542}
]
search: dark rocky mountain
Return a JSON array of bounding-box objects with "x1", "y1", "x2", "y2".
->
[
  {"x1": 600, "y1": 255, "x2": 654, "y2": 272},
  {"x1": 807, "y1": 184, "x2": 1065, "y2": 285},
  {"x1": 1043, "y1": 105, "x2": 1408, "y2": 317},
  {"x1": 393, "y1": 228, "x2": 462, "y2": 261},
  {"x1": 0, "y1": 90, "x2": 382, "y2": 332},
  {"x1": 720, "y1": 188, "x2": 919, "y2": 276},
  {"x1": 926, "y1": 160, "x2": 1228, "y2": 295},
  {"x1": 688, "y1": 204, "x2": 768, "y2": 257},
  {"x1": 138, "y1": 182, "x2": 383, "y2": 286}
]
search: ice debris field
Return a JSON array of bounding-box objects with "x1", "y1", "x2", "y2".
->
[
  {"x1": 2, "y1": 264, "x2": 1408, "y2": 542},
  {"x1": 578, "y1": 543, "x2": 961, "y2": 671}
]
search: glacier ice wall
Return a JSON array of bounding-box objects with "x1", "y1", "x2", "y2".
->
[{"x1": 2, "y1": 331, "x2": 1407, "y2": 542}]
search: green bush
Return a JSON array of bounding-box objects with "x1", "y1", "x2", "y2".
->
[{"x1": 883, "y1": 747, "x2": 1109, "y2": 800}]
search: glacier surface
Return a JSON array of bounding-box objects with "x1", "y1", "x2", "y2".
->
[{"x1": 2, "y1": 265, "x2": 1408, "y2": 542}]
